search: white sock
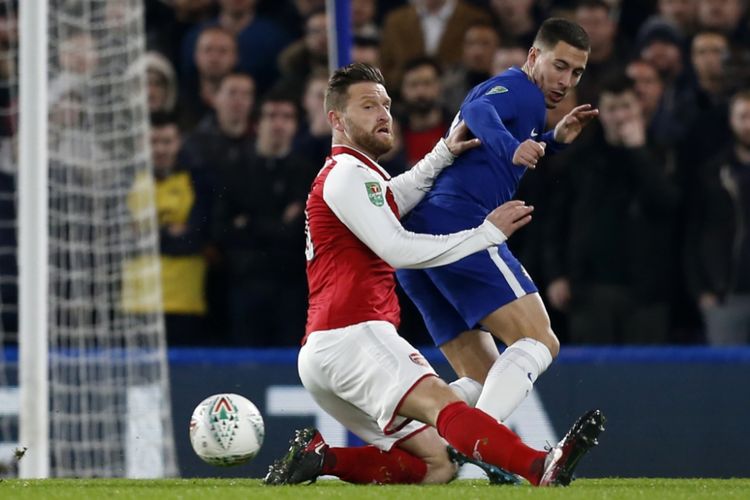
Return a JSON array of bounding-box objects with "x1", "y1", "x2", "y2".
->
[
  {"x1": 475, "y1": 337, "x2": 553, "y2": 421},
  {"x1": 449, "y1": 377, "x2": 483, "y2": 407}
]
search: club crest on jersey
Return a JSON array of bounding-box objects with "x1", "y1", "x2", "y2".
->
[
  {"x1": 486, "y1": 85, "x2": 508, "y2": 95},
  {"x1": 365, "y1": 182, "x2": 384, "y2": 207}
]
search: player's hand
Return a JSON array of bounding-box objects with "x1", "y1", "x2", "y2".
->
[
  {"x1": 512, "y1": 139, "x2": 546, "y2": 169},
  {"x1": 546, "y1": 277, "x2": 572, "y2": 311},
  {"x1": 444, "y1": 120, "x2": 481, "y2": 156},
  {"x1": 553, "y1": 104, "x2": 599, "y2": 144},
  {"x1": 486, "y1": 200, "x2": 534, "y2": 237}
]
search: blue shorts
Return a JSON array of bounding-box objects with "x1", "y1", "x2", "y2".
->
[{"x1": 397, "y1": 198, "x2": 537, "y2": 346}]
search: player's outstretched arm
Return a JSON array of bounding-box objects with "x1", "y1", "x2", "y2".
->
[{"x1": 553, "y1": 104, "x2": 599, "y2": 144}]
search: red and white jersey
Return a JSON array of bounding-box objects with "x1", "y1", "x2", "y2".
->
[{"x1": 302, "y1": 141, "x2": 507, "y2": 343}]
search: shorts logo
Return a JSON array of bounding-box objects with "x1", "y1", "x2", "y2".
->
[
  {"x1": 365, "y1": 182, "x2": 384, "y2": 206},
  {"x1": 409, "y1": 352, "x2": 429, "y2": 367}
]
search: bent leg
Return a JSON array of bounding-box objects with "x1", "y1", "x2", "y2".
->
[
  {"x1": 399, "y1": 375, "x2": 546, "y2": 485},
  {"x1": 474, "y1": 294, "x2": 558, "y2": 421},
  {"x1": 396, "y1": 427, "x2": 456, "y2": 484},
  {"x1": 440, "y1": 328, "x2": 499, "y2": 384}
]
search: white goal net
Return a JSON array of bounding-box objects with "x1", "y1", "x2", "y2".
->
[{"x1": 0, "y1": 0, "x2": 177, "y2": 477}]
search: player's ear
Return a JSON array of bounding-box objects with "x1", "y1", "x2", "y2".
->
[
  {"x1": 328, "y1": 109, "x2": 345, "y2": 132},
  {"x1": 527, "y1": 46, "x2": 539, "y2": 68}
]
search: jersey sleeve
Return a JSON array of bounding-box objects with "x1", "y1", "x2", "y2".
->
[
  {"x1": 460, "y1": 92, "x2": 520, "y2": 169},
  {"x1": 322, "y1": 163, "x2": 507, "y2": 269},
  {"x1": 539, "y1": 130, "x2": 567, "y2": 154},
  {"x1": 388, "y1": 138, "x2": 455, "y2": 216}
]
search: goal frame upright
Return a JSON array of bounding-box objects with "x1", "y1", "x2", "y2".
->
[{"x1": 18, "y1": 0, "x2": 50, "y2": 479}]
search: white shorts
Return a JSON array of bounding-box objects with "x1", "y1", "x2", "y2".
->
[{"x1": 298, "y1": 320, "x2": 436, "y2": 451}]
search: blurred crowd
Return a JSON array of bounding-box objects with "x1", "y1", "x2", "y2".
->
[{"x1": 4, "y1": 0, "x2": 750, "y2": 347}]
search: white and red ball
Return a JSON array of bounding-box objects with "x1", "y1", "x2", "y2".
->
[{"x1": 189, "y1": 393, "x2": 265, "y2": 466}]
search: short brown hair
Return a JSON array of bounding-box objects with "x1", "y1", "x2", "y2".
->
[
  {"x1": 325, "y1": 63, "x2": 386, "y2": 113},
  {"x1": 534, "y1": 18, "x2": 590, "y2": 52}
]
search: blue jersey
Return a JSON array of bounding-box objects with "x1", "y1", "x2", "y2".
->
[
  {"x1": 414, "y1": 67, "x2": 562, "y2": 231},
  {"x1": 398, "y1": 67, "x2": 561, "y2": 345}
]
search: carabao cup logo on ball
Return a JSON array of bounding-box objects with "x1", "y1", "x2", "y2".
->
[
  {"x1": 190, "y1": 393, "x2": 265, "y2": 466},
  {"x1": 209, "y1": 395, "x2": 239, "y2": 450}
]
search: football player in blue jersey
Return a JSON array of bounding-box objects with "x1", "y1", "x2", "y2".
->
[{"x1": 397, "y1": 18, "x2": 598, "y2": 422}]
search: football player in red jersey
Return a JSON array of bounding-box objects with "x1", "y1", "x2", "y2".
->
[{"x1": 265, "y1": 63, "x2": 604, "y2": 487}]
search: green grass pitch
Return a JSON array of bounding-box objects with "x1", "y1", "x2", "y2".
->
[{"x1": 1, "y1": 478, "x2": 749, "y2": 499}]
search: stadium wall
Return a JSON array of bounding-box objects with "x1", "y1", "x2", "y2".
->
[{"x1": 170, "y1": 347, "x2": 750, "y2": 479}]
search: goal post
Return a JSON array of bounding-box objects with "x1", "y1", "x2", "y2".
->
[
  {"x1": 1, "y1": 0, "x2": 177, "y2": 478},
  {"x1": 18, "y1": 0, "x2": 49, "y2": 479}
]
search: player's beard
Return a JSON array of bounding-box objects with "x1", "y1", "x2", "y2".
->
[{"x1": 345, "y1": 116, "x2": 394, "y2": 158}]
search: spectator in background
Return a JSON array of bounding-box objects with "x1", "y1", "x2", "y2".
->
[
  {"x1": 178, "y1": 27, "x2": 238, "y2": 130},
  {"x1": 626, "y1": 59, "x2": 665, "y2": 129},
  {"x1": 696, "y1": 0, "x2": 749, "y2": 44},
  {"x1": 649, "y1": 0, "x2": 698, "y2": 36},
  {"x1": 179, "y1": 72, "x2": 256, "y2": 341},
  {"x1": 396, "y1": 57, "x2": 451, "y2": 167},
  {"x1": 352, "y1": 33, "x2": 381, "y2": 66},
  {"x1": 145, "y1": 51, "x2": 178, "y2": 114},
  {"x1": 352, "y1": 0, "x2": 379, "y2": 39},
  {"x1": 213, "y1": 90, "x2": 315, "y2": 346},
  {"x1": 686, "y1": 89, "x2": 750, "y2": 345},
  {"x1": 181, "y1": 71, "x2": 256, "y2": 183},
  {"x1": 145, "y1": 0, "x2": 215, "y2": 65},
  {"x1": 380, "y1": 0, "x2": 490, "y2": 92},
  {"x1": 294, "y1": 70, "x2": 331, "y2": 169},
  {"x1": 574, "y1": 0, "x2": 628, "y2": 106},
  {"x1": 544, "y1": 74, "x2": 680, "y2": 344},
  {"x1": 277, "y1": 9, "x2": 328, "y2": 100},
  {"x1": 678, "y1": 30, "x2": 732, "y2": 178},
  {"x1": 489, "y1": 0, "x2": 542, "y2": 48},
  {"x1": 634, "y1": 23, "x2": 693, "y2": 148},
  {"x1": 492, "y1": 41, "x2": 527, "y2": 74},
  {"x1": 127, "y1": 113, "x2": 211, "y2": 345},
  {"x1": 441, "y1": 22, "x2": 500, "y2": 114},
  {"x1": 181, "y1": 0, "x2": 291, "y2": 96}
]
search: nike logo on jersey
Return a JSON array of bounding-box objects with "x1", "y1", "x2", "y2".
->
[
  {"x1": 530, "y1": 128, "x2": 538, "y2": 138},
  {"x1": 486, "y1": 85, "x2": 508, "y2": 95}
]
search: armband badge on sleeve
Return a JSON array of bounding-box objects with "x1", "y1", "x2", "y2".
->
[{"x1": 365, "y1": 182, "x2": 384, "y2": 207}]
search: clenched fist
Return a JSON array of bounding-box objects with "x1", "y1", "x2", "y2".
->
[{"x1": 512, "y1": 140, "x2": 546, "y2": 169}]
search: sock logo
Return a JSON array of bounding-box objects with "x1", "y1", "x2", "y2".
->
[{"x1": 472, "y1": 438, "x2": 488, "y2": 461}]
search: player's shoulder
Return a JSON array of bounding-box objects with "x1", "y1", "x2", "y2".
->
[
  {"x1": 472, "y1": 67, "x2": 538, "y2": 102},
  {"x1": 322, "y1": 148, "x2": 388, "y2": 198}
]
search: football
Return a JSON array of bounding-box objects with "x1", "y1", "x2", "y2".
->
[{"x1": 189, "y1": 393, "x2": 265, "y2": 466}]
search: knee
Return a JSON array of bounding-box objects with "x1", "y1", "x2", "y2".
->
[
  {"x1": 421, "y1": 454, "x2": 457, "y2": 484},
  {"x1": 522, "y1": 325, "x2": 559, "y2": 359},
  {"x1": 543, "y1": 329, "x2": 560, "y2": 359}
]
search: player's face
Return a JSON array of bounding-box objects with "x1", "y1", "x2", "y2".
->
[
  {"x1": 337, "y1": 82, "x2": 394, "y2": 158},
  {"x1": 528, "y1": 41, "x2": 588, "y2": 109},
  {"x1": 730, "y1": 98, "x2": 750, "y2": 149}
]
